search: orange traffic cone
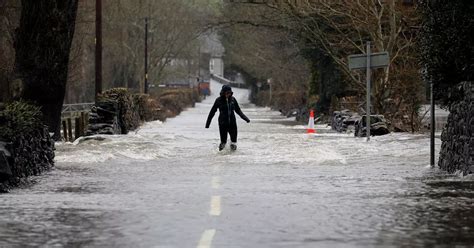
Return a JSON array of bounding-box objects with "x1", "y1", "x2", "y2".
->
[{"x1": 307, "y1": 109, "x2": 315, "y2": 133}]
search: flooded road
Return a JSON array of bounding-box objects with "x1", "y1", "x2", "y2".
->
[{"x1": 1, "y1": 81, "x2": 473, "y2": 247}]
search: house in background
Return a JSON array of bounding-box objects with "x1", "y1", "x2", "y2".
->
[
  {"x1": 159, "y1": 31, "x2": 225, "y2": 90},
  {"x1": 210, "y1": 56, "x2": 224, "y2": 77}
]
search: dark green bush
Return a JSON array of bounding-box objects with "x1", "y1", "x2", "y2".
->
[{"x1": 0, "y1": 101, "x2": 43, "y2": 140}]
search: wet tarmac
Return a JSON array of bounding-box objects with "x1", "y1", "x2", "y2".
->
[{"x1": 0, "y1": 81, "x2": 473, "y2": 247}]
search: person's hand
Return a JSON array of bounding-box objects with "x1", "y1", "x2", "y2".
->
[
  {"x1": 246, "y1": 120, "x2": 250, "y2": 123},
  {"x1": 205, "y1": 125, "x2": 209, "y2": 129}
]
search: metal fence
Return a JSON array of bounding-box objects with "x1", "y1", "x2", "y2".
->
[
  {"x1": 61, "y1": 103, "x2": 94, "y2": 142},
  {"x1": 61, "y1": 103, "x2": 94, "y2": 120},
  {"x1": 62, "y1": 103, "x2": 94, "y2": 114}
]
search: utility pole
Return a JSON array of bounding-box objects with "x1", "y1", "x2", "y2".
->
[
  {"x1": 95, "y1": 0, "x2": 103, "y2": 101},
  {"x1": 366, "y1": 42, "x2": 371, "y2": 141},
  {"x1": 197, "y1": 45, "x2": 201, "y2": 81},
  {"x1": 430, "y1": 82, "x2": 435, "y2": 167},
  {"x1": 144, "y1": 17, "x2": 149, "y2": 94}
]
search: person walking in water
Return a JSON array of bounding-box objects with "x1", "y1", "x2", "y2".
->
[{"x1": 205, "y1": 85, "x2": 250, "y2": 151}]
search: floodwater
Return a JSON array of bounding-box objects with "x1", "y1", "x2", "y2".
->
[{"x1": 0, "y1": 81, "x2": 473, "y2": 247}]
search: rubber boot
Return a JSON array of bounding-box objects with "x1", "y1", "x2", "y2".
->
[
  {"x1": 230, "y1": 142, "x2": 237, "y2": 151},
  {"x1": 219, "y1": 143, "x2": 226, "y2": 151}
]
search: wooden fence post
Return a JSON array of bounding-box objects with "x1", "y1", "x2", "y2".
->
[
  {"x1": 62, "y1": 120, "x2": 68, "y2": 142},
  {"x1": 80, "y1": 112, "x2": 86, "y2": 136},
  {"x1": 67, "y1": 118, "x2": 73, "y2": 142},
  {"x1": 75, "y1": 117, "x2": 81, "y2": 140},
  {"x1": 85, "y1": 112, "x2": 89, "y2": 131}
]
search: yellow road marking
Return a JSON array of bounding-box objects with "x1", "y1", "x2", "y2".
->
[
  {"x1": 197, "y1": 229, "x2": 216, "y2": 248},
  {"x1": 209, "y1": 196, "x2": 221, "y2": 216}
]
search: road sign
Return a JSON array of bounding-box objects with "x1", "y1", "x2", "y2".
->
[
  {"x1": 348, "y1": 43, "x2": 390, "y2": 142},
  {"x1": 348, "y1": 52, "x2": 389, "y2": 70}
]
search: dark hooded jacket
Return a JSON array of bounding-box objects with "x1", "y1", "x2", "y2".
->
[{"x1": 205, "y1": 85, "x2": 250, "y2": 128}]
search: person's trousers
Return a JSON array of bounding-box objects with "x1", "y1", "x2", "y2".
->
[{"x1": 219, "y1": 125, "x2": 237, "y2": 144}]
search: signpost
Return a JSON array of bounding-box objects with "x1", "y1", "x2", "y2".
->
[
  {"x1": 348, "y1": 51, "x2": 390, "y2": 70},
  {"x1": 348, "y1": 42, "x2": 390, "y2": 141}
]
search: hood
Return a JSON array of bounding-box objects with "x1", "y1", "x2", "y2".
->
[{"x1": 220, "y1": 85, "x2": 233, "y2": 97}]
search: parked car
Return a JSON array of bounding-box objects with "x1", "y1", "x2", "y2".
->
[
  {"x1": 332, "y1": 110, "x2": 359, "y2": 133},
  {"x1": 354, "y1": 115, "x2": 390, "y2": 137}
]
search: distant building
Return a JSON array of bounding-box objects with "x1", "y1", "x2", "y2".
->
[
  {"x1": 201, "y1": 31, "x2": 225, "y2": 80},
  {"x1": 159, "y1": 31, "x2": 225, "y2": 88},
  {"x1": 210, "y1": 57, "x2": 224, "y2": 77}
]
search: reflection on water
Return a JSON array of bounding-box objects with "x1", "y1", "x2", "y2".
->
[
  {"x1": 0, "y1": 207, "x2": 127, "y2": 247},
  {"x1": 377, "y1": 173, "x2": 474, "y2": 247}
]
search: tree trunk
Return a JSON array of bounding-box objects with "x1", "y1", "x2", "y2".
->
[{"x1": 14, "y1": 0, "x2": 79, "y2": 140}]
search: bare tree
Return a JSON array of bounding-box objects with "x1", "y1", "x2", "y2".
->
[
  {"x1": 14, "y1": 0, "x2": 79, "y2": 139},
  {"x1": 219, "y1": 0, "x2": 423, "y2": 129},
  {"x1": 214, "y1": 3, "x2": 320, "y2": 97},
  {"x1": 66, "y1": 0, "x2": 95, "y2": 104},
  {"x1": 103, "y1": 0, "x2": 206, "y2": 91},
  {"x1": 268, "y1": 0, "x2": 420, "y2": 115},
  {"x1": 0, "y1": 0, "x2": 20, "y2": 102},
  {"x1": 65, "y1": 0, "x2": 212, "y2": 103}
]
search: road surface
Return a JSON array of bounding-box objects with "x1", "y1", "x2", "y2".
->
[{"x1": 0, "y1": 81, "x2": 473, "y2": 247}]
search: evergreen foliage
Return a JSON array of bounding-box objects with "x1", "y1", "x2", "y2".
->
[
  {"x1": 420, "y1": 0, "x2": 474, "y2": 106},
  {"x1": 301, "y1": 47, "x2": 346, "y2": 113},
  {"x1": 0, "y1": 101, "x2": 43, "y2": 140}
]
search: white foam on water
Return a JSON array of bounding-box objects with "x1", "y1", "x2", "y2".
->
[{"x1": 55, "y1": 78, "x2": 441, "y2": 171}]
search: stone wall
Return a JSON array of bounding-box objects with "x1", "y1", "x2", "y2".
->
[
  {"x1": 438, "y1": 82, "x2": 474, "y2": 174},
  {"x1": 87, "y1": 88, "x2": 201, "y2": 136},
  {"x1": 0, "y1": 102, "x2": 55, "y2": 193},
  {"x1": 87, "y1": 88, "x2": 146, "y2": 135}
]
